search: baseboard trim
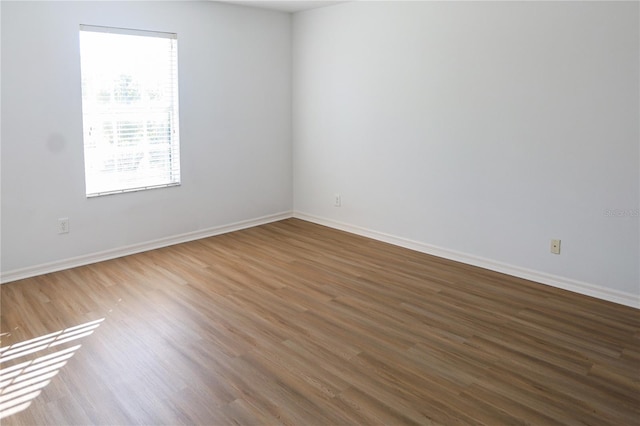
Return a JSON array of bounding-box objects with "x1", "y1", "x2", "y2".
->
[
  {"x1": 294, "y1": 212, "x2": 639, "y2": 309},
  {"x1": 5, "y1": 210, "x2": 637, "y2": 309},
  {"x1": 1, "y1": 211, "x2": 294, "y2": 284}
]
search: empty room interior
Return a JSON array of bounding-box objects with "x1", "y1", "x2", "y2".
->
[{"x1": 1, "y1": 0, "x2": 639, "y2": 424}]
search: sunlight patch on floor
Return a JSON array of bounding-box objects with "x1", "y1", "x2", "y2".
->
[{"x1": 0, "y1": 318, "x2": 105, "y2": 419}]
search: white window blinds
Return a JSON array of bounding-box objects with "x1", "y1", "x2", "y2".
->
[{"x1": 79, "y1": 25, "x2": 181, "y2": 197}]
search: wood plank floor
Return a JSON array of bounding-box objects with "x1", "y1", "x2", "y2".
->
[{"x1": 1, "y1": 218, "x2": 639, "y2": 425}]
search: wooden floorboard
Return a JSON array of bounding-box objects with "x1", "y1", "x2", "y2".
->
[{"x1": 1, "y1": 218, "x2": 638, "y2": 425}]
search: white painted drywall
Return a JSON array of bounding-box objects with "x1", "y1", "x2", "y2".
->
[
  {"x1": 3, "y1": 0, "x2": 638, "y2": 305},
  {"x1": 1, "y1": 1, "x2": 292, "y2": 273},
  {"x1": 292, "y1": 2, "x2": 639, "y2": 297}
]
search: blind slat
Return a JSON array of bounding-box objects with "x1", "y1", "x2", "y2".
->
[{"x1": 80, "y1": 24, "x2": 177, "y2": 40}]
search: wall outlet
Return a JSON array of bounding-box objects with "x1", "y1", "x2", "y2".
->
[
  {"x1": 334, "y1": 193, "x2": 341, "y2": 207},
  {"x1": 58, "y1": 218, "x2": 70, "y2": 234},
  {"x1": 550, "y1": 239, "x2": 561, "y2": 254}
]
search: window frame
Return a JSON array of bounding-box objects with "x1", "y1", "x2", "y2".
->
[{"x1": 79, "y1": 25, "x2": 181, "y2": 198}]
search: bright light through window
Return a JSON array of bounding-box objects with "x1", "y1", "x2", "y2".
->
[{"x1": 79, "y1": 25, "x2": 181, "y2": 197}]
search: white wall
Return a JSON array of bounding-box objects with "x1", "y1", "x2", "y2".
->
[
  {"x1": 1, "y1": 1, "x2": 292, "y2": 276},
  {"x1": 2, "y1": 1, "x2": 638, "y2": 307},
  {"x1": 292, "y1": 1, "x2": 639, "y2": 305}
]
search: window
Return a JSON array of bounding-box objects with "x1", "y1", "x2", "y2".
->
[{"x1": 79, "y1": 25, "x2": 180, "y2": 197}]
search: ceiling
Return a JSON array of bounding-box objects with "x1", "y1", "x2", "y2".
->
[{"x1": 218, "y1": 1, "x2": 349, "y2": 13}]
